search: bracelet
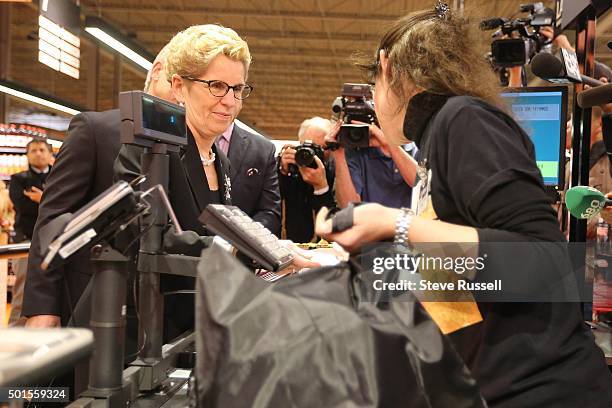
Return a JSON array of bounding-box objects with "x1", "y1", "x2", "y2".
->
[{"x1": 394, "y1": 207, "x2": 414, "y2": 247}]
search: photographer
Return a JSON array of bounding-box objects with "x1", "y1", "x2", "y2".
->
[
  {"x1": 316, "y1": 5, "x2": 612, "y2": 407},
  {"x1": 330, "y1": 120, "x2": 418, "y2": 209},
  {"x1": 278, "y1": 117, "x2": 335, "y2": 242}
]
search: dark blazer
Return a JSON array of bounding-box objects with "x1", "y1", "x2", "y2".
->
[
  {"x1": 114, "y1": 129, "x2": 232, "y2": 234},
  {"x1": 226, "y1": 124, "x2": 281, "y2": 235},
  {"x1": 9, "y1": 166, "x2": 50, "y2": 241},
  {"x1": 22, "y1": 109, "x2": 121, "y2": 321}
]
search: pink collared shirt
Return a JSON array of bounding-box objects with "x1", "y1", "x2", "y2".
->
[{"x1": 216, "y1": 122, "x2": 235, "y2": 156}]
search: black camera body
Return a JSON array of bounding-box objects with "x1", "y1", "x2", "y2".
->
[
  {"x1": 331, "y1": 83, "x2": 377, "y2": 149},
  {"x1": 482, "y1": 2, "x2": 555, "y2": 67},
  {"x1": 288, "y1": 141, "x2": 325, "y2": 176}
]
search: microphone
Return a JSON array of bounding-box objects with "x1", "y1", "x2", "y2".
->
[
  {"x1": 530, "y1": 52, "x2": 604, "y2": 87},
  {"x1": 565, "y1": 186, "x2": 612, "y2": 219},
  {"x1": 576, "y1": 83, "x2": 612, "y2": 109}
]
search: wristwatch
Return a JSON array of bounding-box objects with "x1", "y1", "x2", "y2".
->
[{"x1": 394, "y1": 207, "x2": 414, "y2": 247}]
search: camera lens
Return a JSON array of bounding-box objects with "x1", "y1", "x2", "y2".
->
[
  {"x1": 348, "y1": 128, "x2": 364, "y2": 142},
  {"x1": 295, "y1": 147, "x2": 315, "y2": 167}
]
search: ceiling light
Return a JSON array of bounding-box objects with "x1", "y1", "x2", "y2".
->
[
  {"x1": 85, "y1": 17, "x2": 153, "y2": 71},
  {"x1": 0, "y1": 80, "x2": 81, "y2": 116}
]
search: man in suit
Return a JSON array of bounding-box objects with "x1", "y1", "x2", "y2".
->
[
  {"x1": 8, "y1": 138, "x2": 53, "y2": 324},
  {"x1": 22, "y1": 45, "x2": 174, "y2": 328},
  {"x1": 216, "y1": 121, "x2": 281, "y2": 235},
  {"x1": 9, "y1": 139, "x2": 53, "y2": 243}
]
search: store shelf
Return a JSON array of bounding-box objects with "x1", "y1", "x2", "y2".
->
[{"x1": 0, "y1": 147, "x2": 27, "y2": 154}]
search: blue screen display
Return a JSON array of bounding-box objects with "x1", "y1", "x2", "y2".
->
[{"x1": 500, "y1": 90, "x2": 565, "y2": 186}]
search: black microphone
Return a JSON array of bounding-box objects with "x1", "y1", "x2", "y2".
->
[
  {"x1": 530, "y1": 52, "x2": 604, "y2": 87},
  {"x1": 480, "y1": 17, "x2": 507, "y2": 30},
  {"x1": 576, "y1": 83, "x2": 612, "y2": 108}
]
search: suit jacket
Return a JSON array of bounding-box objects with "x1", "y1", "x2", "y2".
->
[
  {"x1": 9, "y1": 166, "x2": 50, "y2": 241},
  {"x1": 114, "y1": 128, "x2": 232, "y2": 234},
  {"x1": 226, "y1": 123, "x2": 281, "y2": 235},
  {"x1": 22, "y1": 109, "x2": 121, "y2": 321}
]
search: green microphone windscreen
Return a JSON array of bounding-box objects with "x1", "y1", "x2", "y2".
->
[{"x1": 565, "y1": 186, "x2": 606, "y2": 219}]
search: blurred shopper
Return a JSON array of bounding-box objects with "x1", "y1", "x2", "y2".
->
[
  {"x1": 8, "y1": 138, "x2": 52, "y2": 325},
  {"x1": 316, "y1": 5, "x2": 612, "y2": 407},
  {"x1": 0, "y1": 180, "x2": 14, "y2": 245},
  {"x1": 278, "y1": 117, "x2": 335, "y2": 242}
]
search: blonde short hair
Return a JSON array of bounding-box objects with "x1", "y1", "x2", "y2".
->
[
  {"x1": 165, "y1": 24, "x2": 251, "y2": 82},
  {"x1": 298, "y1": 117, "x2": 332, "y2": 143}
]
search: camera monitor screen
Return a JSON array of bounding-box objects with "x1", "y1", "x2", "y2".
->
[{"x1": 500, "y1": 86, "x2": 567, "y2": 189}]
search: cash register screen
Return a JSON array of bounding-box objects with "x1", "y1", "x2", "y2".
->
[
  {"x1": 500, "y1": 87, "x2": 567, "y2": 187},
  {"x1": 142, "y1": 95, "x2": 186, "y2": 139}
]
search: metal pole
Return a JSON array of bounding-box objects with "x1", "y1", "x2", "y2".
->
[
  {"x1": 87, "y1": 246, "x2": 128, "y2": 392},
  {"x1": 569, "y1": 8, "x2": 596, "y2": 244},
  {"x1": 137, "y1": 143, "x2": 169, "y2": 362}
]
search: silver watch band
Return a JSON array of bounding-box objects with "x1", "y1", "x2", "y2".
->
[{"x1": 394, "y1": 207, "x2": 414, "y2": 247}]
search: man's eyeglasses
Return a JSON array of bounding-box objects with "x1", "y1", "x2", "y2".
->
[{"x1": 181, "y1": 77, "x2": 253, "y2": 100}]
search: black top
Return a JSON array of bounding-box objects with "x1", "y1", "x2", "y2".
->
[
  {"x1": 277, "y1": 157, "x2": 336, "y2": 243},
  {"x1": 9, "y1": 166, "x2": 50, "y2": 241},
  {"x1": 405, "y1": 93, "x2": 612, "y2": 407}
]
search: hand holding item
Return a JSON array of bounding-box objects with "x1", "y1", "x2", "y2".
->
[
  {"x1": 351, "y1": 120, "x2": 389, "y2": 151},
  {"x1": 23, "y1": 186, "x2": 43, "y2": 204},
  {"x1": 315, "y1": 204, "x2": 399, "y2": 253},
  {"x1": 298, "y1": 156, "x2": 328, "y2": 190},
  {"x1": 324, "y1": 120, "x2": 343, "y2": 153},
  {"x1": 279, "y1": 144, "x2": 297, "y2": 175}
]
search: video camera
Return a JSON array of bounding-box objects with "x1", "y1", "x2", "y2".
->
[
  {"x1": 330, "y1": 83, "x2": 377, "y2": 149},
  {"x1": 481, "y1": 2, "x2": 555, "y2": 67}
]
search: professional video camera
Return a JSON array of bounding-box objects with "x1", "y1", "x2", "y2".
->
[
  {"x1": 481, "y1": 2, "x2": 555, "y2": 67},
  {"x1": 330, "y1": 83, "x2": 377, "y2": 149}
]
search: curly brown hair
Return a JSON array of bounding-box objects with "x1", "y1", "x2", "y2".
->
[{"x1": 357, "y1": 7, "x2": 503, "y2": 109}]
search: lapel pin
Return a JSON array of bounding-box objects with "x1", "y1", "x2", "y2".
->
[{"x1": 247, "y1": 168, "x2": 259, "y2": 177}]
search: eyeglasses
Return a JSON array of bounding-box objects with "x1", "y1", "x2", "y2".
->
[{"x1": 181, "y1": 77, "x2": 253, "y2": 100}]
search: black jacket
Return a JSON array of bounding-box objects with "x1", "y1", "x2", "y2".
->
[
  {"x1": 278, "y1": 157, "x2": 335, "y2": 242},
  {"x1": 225, "y1": 124, "x2": 281, "y2": 236},
  {"x1": 9, "y1": 166, "x2": 50, "y2": 241},
  {"x1": 114, "y1": 129, "x2": 232, "y2": 234},
  {"x1": 22, "y1": 110, "x2": 121, "y2": 320}
]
